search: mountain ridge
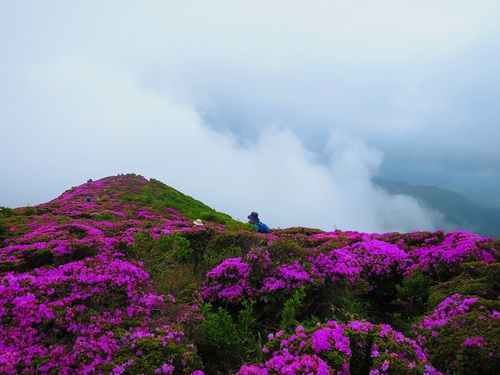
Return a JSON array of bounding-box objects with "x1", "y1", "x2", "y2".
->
[{"x1": 373, "y1": 177, "x2": 500, "y2": 238}]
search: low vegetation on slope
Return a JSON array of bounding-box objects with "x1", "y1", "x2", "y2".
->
[{"x1": 0, "y1": 174, "x2": 499, "y2": 375}]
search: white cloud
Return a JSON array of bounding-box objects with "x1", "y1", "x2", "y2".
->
[
  {"x1": 1, "y1": 1, "x2": 499, "y2": 231},
  {"x1": 1, "y1": 55, "x2": 446, "y2": 233}
]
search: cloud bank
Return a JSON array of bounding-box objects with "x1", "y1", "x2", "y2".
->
[
  {"x1": 2, "y1": 57, "x2": 446, "y2": 233},
  {"x1": 2, "y1": 1, "x2": 499, "y2": 233}
]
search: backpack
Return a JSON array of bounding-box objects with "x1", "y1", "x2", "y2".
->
[{"x1": 256, "y1": 222, "x2": 269, "y2": 234}]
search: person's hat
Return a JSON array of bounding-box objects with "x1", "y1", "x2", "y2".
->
[
  {"x1": 247, "y1": 211, "x2": 259, "y2": 223},
  {"x1": 193, "y1": 219, "x2": 204, "y2": 226}
]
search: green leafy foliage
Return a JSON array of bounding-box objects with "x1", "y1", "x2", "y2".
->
[
  {"x1": 198, "y1": 303, "x2": 241, "y2": 373},
  {"x1": 197, "y1": 301, "x2": 263, "y2": 373},
  {"x1": 280, "y1": 287, "x2": 306, "y2": 331}
]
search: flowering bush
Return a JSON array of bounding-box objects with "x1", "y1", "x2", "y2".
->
[
  {"x1": 237, "y1": 322, "x2": 442, "y2": 375},
  {"x1": 413, "y1": 294, "x2": 500, "y2": 374},
  {"x1": 1, "y1": 174, "x2": 499, "y2": 375},
  {"x1": 404, "y1": 231, "x2": 496, "y2": 280},
  {"x1": 0, "y1": 253, "x2": 203, "y2": 374}
]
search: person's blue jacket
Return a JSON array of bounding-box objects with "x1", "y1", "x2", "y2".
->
[{"x1": 253, "y1": 221, "x2": 269, "y2": 233}]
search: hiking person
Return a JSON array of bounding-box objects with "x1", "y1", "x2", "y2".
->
[{"x1": 247, "y1": 211, "x2": 269, "y2": 233}]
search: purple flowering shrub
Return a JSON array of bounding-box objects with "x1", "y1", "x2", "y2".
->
[
  {"x1": 201, "y1": 238, "x2": 368, "y2": 326},
  {"x1": 404, "y1": 231, "x2": 497, "y2": 280},
  {"x1": 0, "y1": 175, "x2": 216, "y2": 374},
  {"x1": 395, "y1": 233, "x2": 499, "y2": 323},
  {"x1": 0, "y1": 253, "x2": 203, "y2": 374},
  {"x1": 200, "y1": 227, "x2": 499, "y2": 374},
  {"x1": 237, "y1": 321, "x2": 442, "y2": 375},
  {"x1": 2, "y1": 174, "x2": 500, "y2": 375},
  {"x1": 334, "y1": 240, "x2": 412, "y2": 313},
  {"x1": 202, "y1": 227, "x2": 499, "y2": 317},
  {"x1": 201, "y1": 239, "x2": 311, "y2": 305},
  {"x1": 202, "y1": 257, "x2": 256, "y2": 304},
  {"x1": 410, "y1": 262, "x2": 500, "y2": 374},
  {"x1": 412, "y1": 294, "x2": 500, "y2": 374}
]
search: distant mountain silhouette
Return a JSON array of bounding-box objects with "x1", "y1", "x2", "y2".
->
[{"x1": 373, "y1": 178, "x2": 500, "y2": 238}]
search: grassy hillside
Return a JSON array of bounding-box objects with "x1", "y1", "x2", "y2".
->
[{"x1": 1, "y1": 174, "x2": 499, "y2": 375}]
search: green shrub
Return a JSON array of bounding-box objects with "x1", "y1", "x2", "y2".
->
[
  {"x1": 198, "y1": 303, "x2": 240, "y2": 373},
  {"x1": 152, "y1": 233, "x2": 193, "y2": 262},
  {"x1": 181, "y1": 228, "x2": 218, "y2": 263},
  {"x1": 234, "y1": 300, "x2": 263, "y2": 367},
  {"x1": 0, "y1": 206, "x2": 16, "y2": 218},
  {"x1": 126, "y1": 232, "x2": 200, "y2": 296},
  {"x1": 203, "y1": 245, "x2": 243, "y2": 270},
  {"x1": 265, "y1": 237, "x2": 310, "y2": 262},
  {"x1": 396, "y1": 269, "x2": 436, "y2": 316},
  {"x1": 328, "y1": 286, "x2": 371, "y2": 323},
  {"x1": 280, "y1": 288, "x2": 306, "y2": 331},
  {"x1": 200, "y1": 303, "x2": 239, "y2": 349},
  {"x1": 22, "y1": 206, "x2": 35, "y2": 216},
  {"x1": 92, "y1": 212, "x2": 122, "y2": 222},
  {"x1": 486, "y1": 262, "x2": 500, "y2": 288},
  {"x1": 205, "y1": 231, "x2": 266, "y2": 256},
  {"x1": 197, "y1": 301, "x2": 262, "y2": 374}
]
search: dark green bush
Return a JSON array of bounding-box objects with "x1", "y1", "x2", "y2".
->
[
  {"x1": 203, "y1": 245, "x2": 243, "y2": 270},
  {"x1": 396, "y1": 269, "x2": 436, "y2": 316},
  {"x1": 181, "y1": 228, "x2": 218, "y2": 263},
  {"x1": 92, "y1": 212, "x2": 122, "y2": 222},
  {"x1": 486, "y1": 262, "x2": 500, "y2": 287},
  {"x1": 205, "y1": 231, "x2": 266, "y2": 256},
  {"x1": 0, "y1": 206, "x2": 16, "y2": 218},
  {"x1": 196, "y1": 301, "x2": 263, "y2": 374},
  {"x1": 264, "y1": 237, "x2": 310, "y2": 263},
  {"x1": 280, "y1": 287, "x2": 306, "y2": 331},
  {"x1": 149, "y1": 233, "x2": 194, "y2": 262},
  {"x1": 198, "y1": 303, "x2": 240, "y2": 373},
  {"x1": 22, "y1": 206, "x2": 35, "y2": 216}
]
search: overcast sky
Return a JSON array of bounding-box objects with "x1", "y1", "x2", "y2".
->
[{"x1": 1, "y1": 1, "x2": 499, "y2": 233}]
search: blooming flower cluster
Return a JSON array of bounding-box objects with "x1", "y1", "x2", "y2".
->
[
  {"x1": 237, "y1": 322, "x2": 442, "y2": 374},
  {"x1": 404, "y1": 231, "x2": 497, "y2": 278},
  {"x1": 0, "y1": 252, "x2": 202, "y2": 374},
  {"x1": 415, "y1": 293, "x2": 479, "y2": 333},
  {"x1": 1, "y1": 176, "x2": 214, "y2": 271},
  {"x1": 412, "y1": 293, "x2": 500, "y2": 373},
  {"x1": 201, "y1": 230, "x2": 498, "y2": 304}
]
